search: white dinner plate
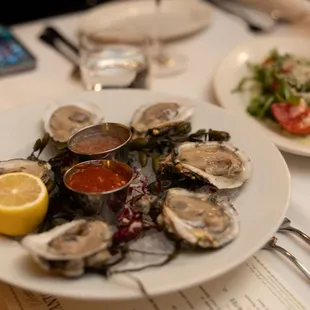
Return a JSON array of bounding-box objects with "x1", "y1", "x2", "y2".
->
[
  {"x1": 214, "y1": 35, "x2": 310, "y2": 157},
  {"x1": 0, "y1": 90, "x2": 290, "y2": 300},
  {"x1": 78, "y1": 0, "x2": 213, "y2": 42}
]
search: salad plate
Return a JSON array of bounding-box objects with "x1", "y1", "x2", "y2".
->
[
  {"x1": 0, "y1": 89, "x2": 290, "y2": 300},
  {"x1": 214, "y1": 35, "x2": 310, "y2": 157}
]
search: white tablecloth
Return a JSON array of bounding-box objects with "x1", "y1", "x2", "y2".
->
[{"x1": 1, "y1": 5, "x2": 309, "y2": 305}]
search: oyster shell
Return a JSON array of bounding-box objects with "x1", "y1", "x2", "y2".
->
[
  {"x1": 158, "y1": 188, "x2": 239, "y2": 248},
  {"x1": 160, "y1": 141, "x2": 252, "y2": 189},
  {"x1": 130, "y1": 102, "x2": 194, "y2": 136},
  {"x1": 43, "y1": 101, "x2": 104, "y2": 143},
  {"x1": 21, "y1": 219, "x2": 113, "y2": 277},
  {"x1": 0, "y1": 159, "x2": 55, "y2": 192}
]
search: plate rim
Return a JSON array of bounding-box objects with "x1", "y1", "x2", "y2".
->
[
  {"x1": 213, "y1": 34, "x2": 310, "y2": 157},
  {"x1": 0, "y1": 89, "x2": 291, "y2": 300}
]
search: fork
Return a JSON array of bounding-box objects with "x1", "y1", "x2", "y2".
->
[
  {"x1": 264, "y1": 237, "x2": 310, "y2": 281},
  {"x1": 278, "y1": 218, "x2": 310, "y2": 246}
]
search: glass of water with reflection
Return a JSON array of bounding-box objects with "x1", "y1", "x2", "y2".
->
[{"x1": 79, "y1": 28, "x2": 150, "y2": 91}]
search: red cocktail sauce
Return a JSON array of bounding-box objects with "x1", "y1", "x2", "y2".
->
[
  {"x1": 65, "y1": 162, "x2": 132, "y2": 193},
  {"x1": 73, "y1": 135, "x2": 122, "y2": 154}
]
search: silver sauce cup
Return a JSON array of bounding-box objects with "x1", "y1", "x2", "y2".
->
[
  {"x1": 63, "y1": 159, "x2": 134, "y2": 224},
  {"x1": 67, "y1": 123, "x2": 132, "y2": 163}
]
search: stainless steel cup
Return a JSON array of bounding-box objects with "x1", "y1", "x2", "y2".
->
[
  {"x1": 67, "y1": 122, "x2": 132, "y2": 163},
  {"x1": 63, "y1": 159, "x2": 134, "y2": 224}
]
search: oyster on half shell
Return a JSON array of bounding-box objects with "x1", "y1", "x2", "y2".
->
[
  {"x1": 160, "y1": 141, "x2": 252, "y2": 189},
  {"x1": 157, "y1": 188, "x2": 239, "y2": 249},
  {"x1": 21, "y1": 220, "x2": 113, "y2": 277},
  {"x1": 130, "y1": 102, "x2": 194, "y2": 137},
  {"x1": 0, "y1": 158, "x2": 55, "y2": 192},
  {"x1": 43, "y1": 101, "x2": 104, "y2": 144}
]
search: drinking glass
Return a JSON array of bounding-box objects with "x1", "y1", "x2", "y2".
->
[
  {"x1": 79, "y1": 28, "x2": 150, "y2": 91},
  {"x1": 150, "y1": 0, "x2": 188, "y2": 77}
]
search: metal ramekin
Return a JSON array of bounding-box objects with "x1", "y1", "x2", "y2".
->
[
  {"x1": 67, "y1": 122, "x2": 132, "y2": 163},
  {"x1": 63, "y1": 159, "x2": 134, "y2": 224}
]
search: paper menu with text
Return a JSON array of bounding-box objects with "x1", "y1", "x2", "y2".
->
[{"x1": 1, "y1": 252, "x2": 308, "y2": 310}]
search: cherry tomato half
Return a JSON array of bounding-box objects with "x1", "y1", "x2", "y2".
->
[{"x1": 271, "y1": 102, "x2": 310, "y2": 135}]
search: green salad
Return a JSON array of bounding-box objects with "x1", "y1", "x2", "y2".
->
[{"x1": 233, "y1": 49, "x2": 310, "y2": 120}]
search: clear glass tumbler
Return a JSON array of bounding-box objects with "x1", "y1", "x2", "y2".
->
[{"x1": 79, "y1": 28, "x2": 150, "y2": 91}]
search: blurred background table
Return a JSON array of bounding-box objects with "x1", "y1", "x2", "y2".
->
[{"x1": 0, "y1": 2, "x2": 309, "y2": 306}]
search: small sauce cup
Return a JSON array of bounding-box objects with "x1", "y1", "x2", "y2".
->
[
  {"x1": 67, "y1": 123, "x2": 132, "y2": 163},
  {"x1": 63, "y1": 159, "x2": 134, "y2": 224}
]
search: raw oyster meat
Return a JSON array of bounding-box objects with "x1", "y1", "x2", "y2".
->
[
  {"x1": 43, "y1": 101, "x2": 104, "y2": 143},
  {"x1": 130, "y1": 101, "x2": 194, "y2": 136},
  {"x1": 157, "y1": 188, "x2": 239, "y2": 248},
  {"x1": 21, "y1": 219, "x2": 113, "y2": 277},
  {"x1": 0, "y1": 158, "x2": 55, "y2": 192},
  {"x1": 160, "y1": 141, "x2": 252, "y2": 189}
]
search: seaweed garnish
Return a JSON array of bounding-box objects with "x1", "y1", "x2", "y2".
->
[
  {"x1": 28, "y1": 133, "x2": 50, "y2": 161},
  {"x1": 129, "y1": 124, "x2": 230, "y2": 172}
]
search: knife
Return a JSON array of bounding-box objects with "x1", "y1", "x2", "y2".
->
[{"x1": 39, "y1": 26, "x2": 80, "y2": 80}]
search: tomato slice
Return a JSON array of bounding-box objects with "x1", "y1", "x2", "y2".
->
[{"x1": 271, "y1": 102, "x2": 310, "y2": 135}]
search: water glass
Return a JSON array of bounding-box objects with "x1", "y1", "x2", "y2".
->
[{"x1": 79, "y1": 28, "x2": 150, "y2": 91}]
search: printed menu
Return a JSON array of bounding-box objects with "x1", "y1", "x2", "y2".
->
[{"x1": 1, "y1": 252, "x2": 308, "y2": 310}]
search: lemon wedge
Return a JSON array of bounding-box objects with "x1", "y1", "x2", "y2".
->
[{"x1": 0, "y1": 172, "x2": 49, "y2": 236}]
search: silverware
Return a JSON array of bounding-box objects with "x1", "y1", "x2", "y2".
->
[
  {"x1": 264, "y1": 237, "x2": 310, "y2": 281},
  {"x1": 39, "y1": 26, "x2": 80, "y2": 81},
  {"x1": 40, "y1": 26, "x2": 79, "y2": 54},
  {"x1": 278, "y1": 218, "x2": 310, "y2": 246},
  {"x1": 206, "y1": 0, "x2": 309, "y2": 34},
  {"x1": 205, "y1": 0, "x2": 279, "y2": 33}
]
